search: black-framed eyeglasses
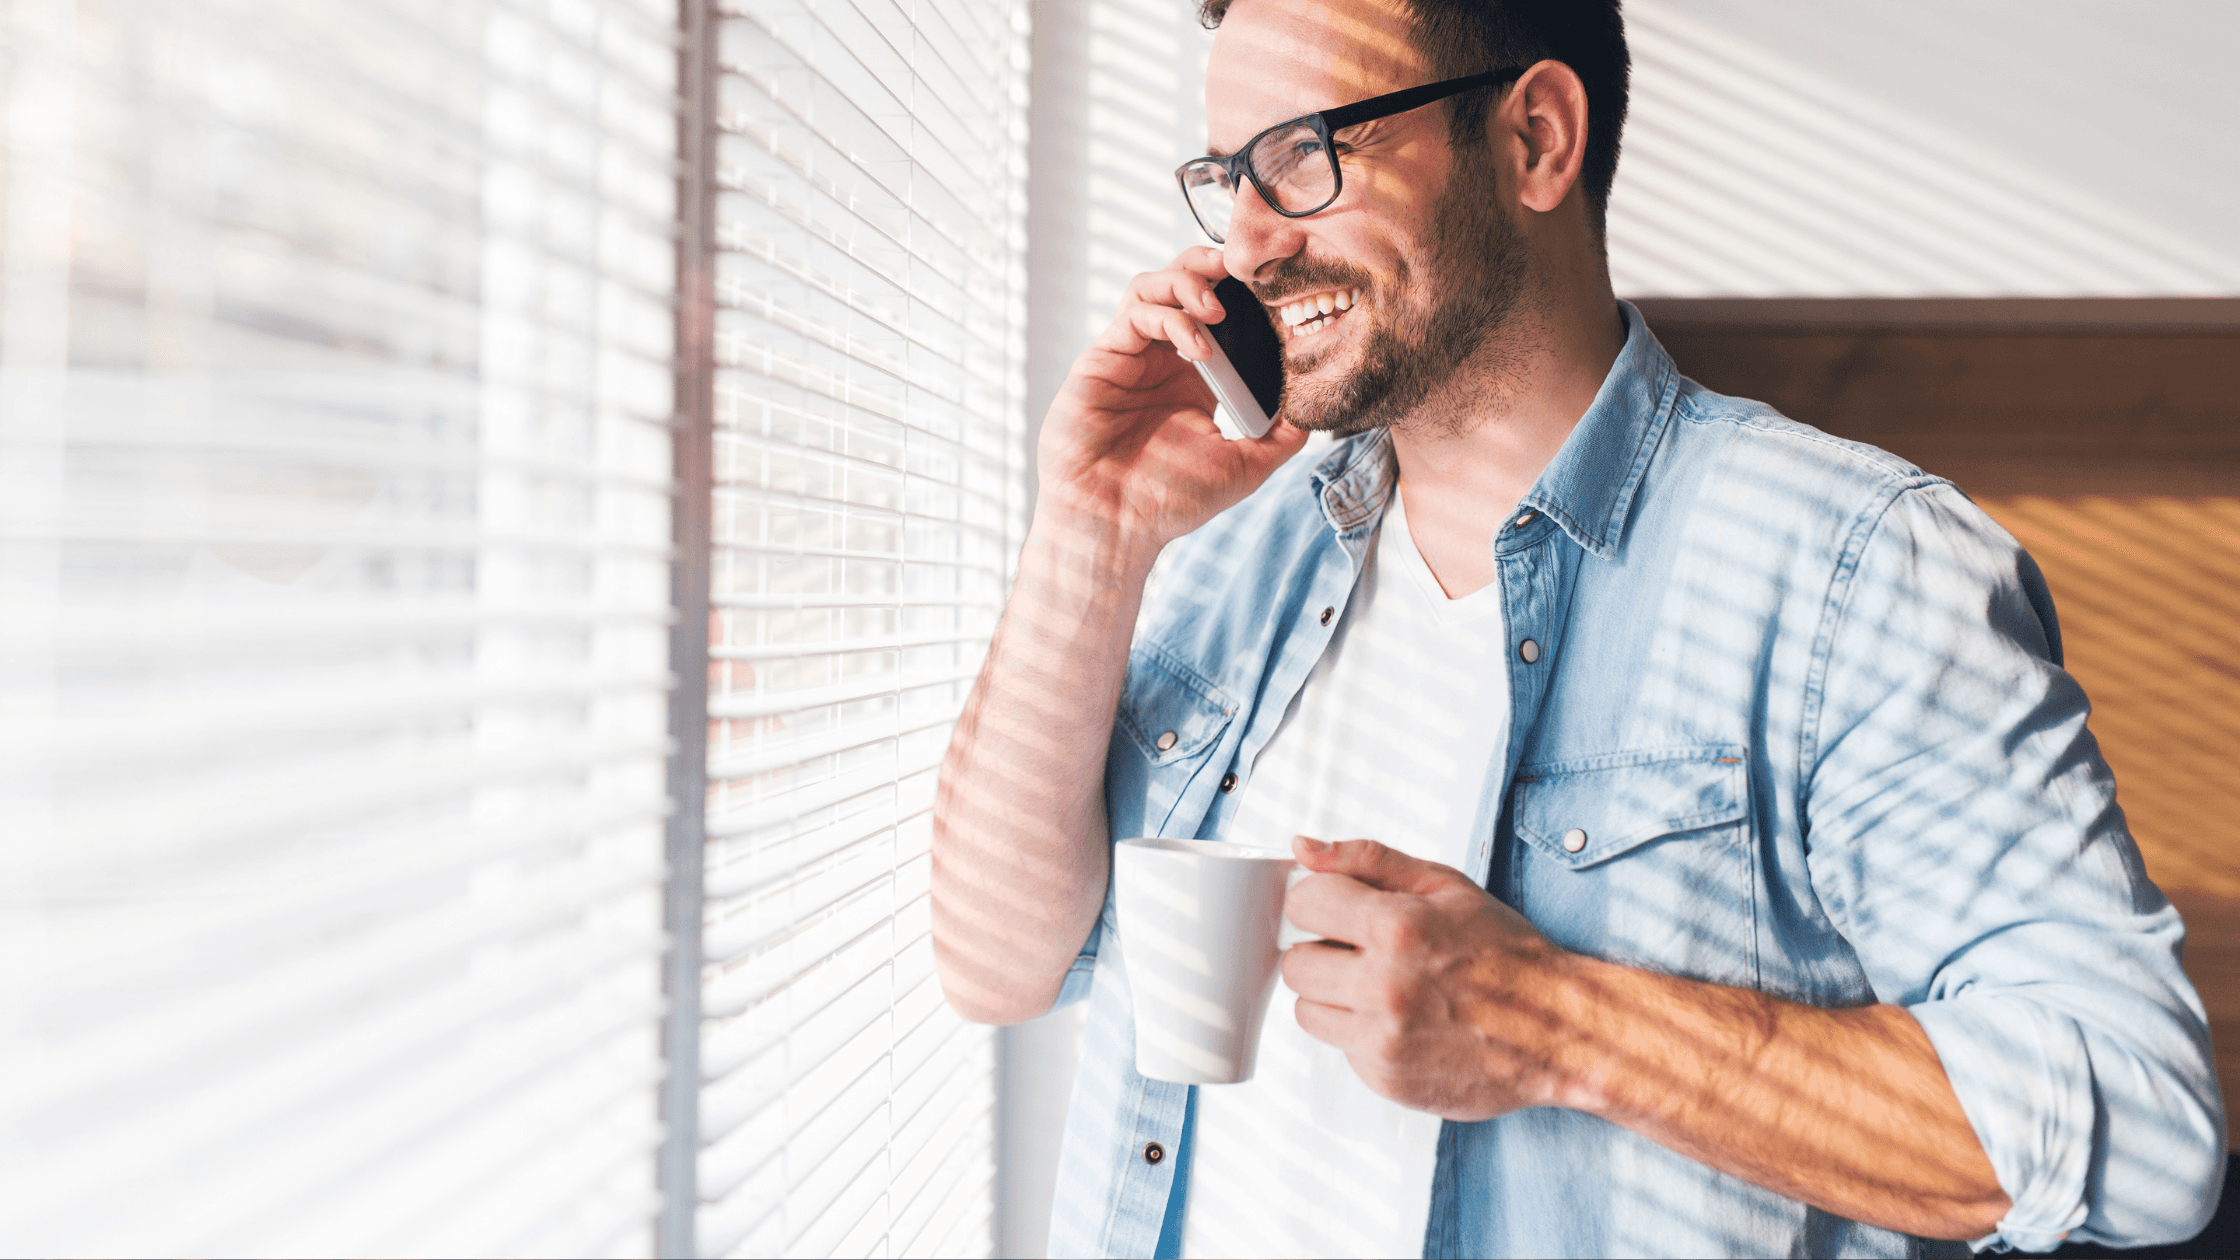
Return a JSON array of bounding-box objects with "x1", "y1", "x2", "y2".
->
[{"x1": 1174, "y1": 68, "x2": 1529, "y2": 244}]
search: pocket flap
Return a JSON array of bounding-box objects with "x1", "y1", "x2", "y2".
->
[
  {"x1": 1512, "y1": 747, "x2": 1747, "y2": 869},
  {"x1": 1118, "y1": 645, "x2": 1237, "y2": 766}
]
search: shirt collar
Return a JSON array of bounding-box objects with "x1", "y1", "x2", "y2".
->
[
  {"x1": 1514, "y1": 301, "x2": 1679, "y2": 559},
  {"x1": 1307, "y1": 426, "x2": 1396, "y2": 537},
  {"x1": 1303, "y1": 300, "x2": 1679, "y2": 559},
  {"x1": 1299, "y1": 298, "x2": 1684, "y2": 553}
]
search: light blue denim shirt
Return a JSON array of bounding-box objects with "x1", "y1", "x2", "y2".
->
[{"x1": 1039, "y1": 304, "x2": 2224, "y2": 1258}]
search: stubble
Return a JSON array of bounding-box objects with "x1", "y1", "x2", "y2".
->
[{"x1": 1277, "y1": 148, "x2": 1534, "y2": 438}]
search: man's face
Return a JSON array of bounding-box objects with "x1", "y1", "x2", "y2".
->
[{"x1": 1205, "y1": 0, "x2": 1533, "y2": 436}]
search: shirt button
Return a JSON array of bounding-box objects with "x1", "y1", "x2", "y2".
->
[
  {"x1": 1319, "y1": 606, "x2": 1335, "y2": 626},
  {"x1": 1518, "y1": 638, "x2": 1541, "y2": 664},
  {"x1": 1514, "y1": 510, "x2": 1537, "y2": 527},
  {"x1": 1144, "y1": 1141, "x2": 1165, "y2": 1165},
  {"x1": 1220, "y1": 772, "x2": 1237, "y2": 792},
  {"x1": 1563, "y1": 828, "x2": 1588, "y2": 853},
  {"x1": 1155, "y1": 731, "x2": 1178, "y2": 751}
]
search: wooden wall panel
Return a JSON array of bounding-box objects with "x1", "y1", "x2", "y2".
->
[{"x1": 1637, "y1": 298, "x2": 2240, "y2": 497}]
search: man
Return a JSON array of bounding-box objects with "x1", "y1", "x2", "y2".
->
[{"x1": 931, "y1": 0, "x2": 2226, "y2": 1255}]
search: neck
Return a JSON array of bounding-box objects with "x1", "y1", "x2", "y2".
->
[{"x1": 1385, "y1": 258, "x2": 1624, "y2": 597}]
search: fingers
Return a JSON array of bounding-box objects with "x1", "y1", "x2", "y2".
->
[
  {"x1": 1093, "y1": 251, "x2": 1235, "y2": 361},
  {"x1": 1126, "y1": 263, "x2": 1228, "y2": 326},
  {"x1": 1091, "y1": 296, "x2": 1215, "y2": 362},
  {"x1": 1283, "y1": 868, "x2": 1389, "y2": 947},
  {"x1": 1293, "y1": 994, "x2": 1355, "y2": 1048},
  {"x1": 1294, "y1": 835, "x2": 1459, "y2": 897},
  {"x1": 1281, "y1": 938, "x2": 1362, "y2": 1009},
  {"x1": 1171, "y1": 244, "x2": 1231, "y2": 282},
  {"x1": 1235, "y1": 433, "x2": 1309, "y2": 482},
  {"x1": 1238, "y1": 418, "x2": 1311, "y2": 470}
]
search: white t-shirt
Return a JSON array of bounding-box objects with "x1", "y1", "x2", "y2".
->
[{"x1": 1180, "y1": 488, "x2": 1513, "y2": 1260}]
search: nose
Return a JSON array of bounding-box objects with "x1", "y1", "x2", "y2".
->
[{"x1": 1220, "y1": 177, "x2": 1307, "y2": 284}]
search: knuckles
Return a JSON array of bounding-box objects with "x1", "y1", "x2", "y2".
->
[{"x1": 1376, "y1": 901, "x2": 1432, "y2": 954}]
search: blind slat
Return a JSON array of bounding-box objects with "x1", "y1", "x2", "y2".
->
[
  {"x1": 9, "y1": 741, "x2": 668, "y2": 872},
  {"x1": 1, "y1": 0, "x2": 682, "y2": 1249},
  {"x1": 0, "y1": 600, "x2": 671, "y2": 652},
  {"x1": 706, "y1": 787, "x2": 937, "y2": 898},
  {"x1": 696, "y1": 0, "x2": 1025, "y2": 1250},
  {"x1": 893, "y1": 1095, "x2": 996, "y2": 1255},
  {"x1": 709, "y1": 629, "x2": 983, "y2": 662},
  {"x1": 705, "y1": 663, "x2": 980, "y2": 722},
  {"x1": 704, "y1": 709, "x2": 957, "y2": 783},
  {"x1": 709, "y1": 590, "x2": 993, "y2": 609},
  {"x1": 11, "y1": 873, "x2": 667, "y2": 1123}
]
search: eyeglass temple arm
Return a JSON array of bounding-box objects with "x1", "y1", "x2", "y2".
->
[{"x1": 1316, "y1": 67, "x2": 1530, "y2": 131}]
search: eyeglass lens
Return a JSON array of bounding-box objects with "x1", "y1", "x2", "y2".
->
[{"x1": 1181, "y1": 121, "x2": 1339, "y2": 242}]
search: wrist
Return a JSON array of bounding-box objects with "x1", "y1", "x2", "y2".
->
[
  {"x1": 1528, "y1": 950, "x2": 1627, "y2": 1116},
  {"x1": 1024, "y1": 497, "x2": 1166, "y2": 588}
]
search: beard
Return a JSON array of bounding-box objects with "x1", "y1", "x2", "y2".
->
[{"x1": 1272, "y1": 149, "x2": 1533, "y2": 437}]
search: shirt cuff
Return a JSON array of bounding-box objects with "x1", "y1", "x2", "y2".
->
[
  {"x1": 1910, "y1": 994, "x2": 2093, "y2": 1253},
  {"x1": 1051, "y1": 917, "x2": 1105, "y2": 1010}
]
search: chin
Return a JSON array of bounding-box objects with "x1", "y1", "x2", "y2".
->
[
  {"x1": 1279, "y1": 340, "x2": 1375, "y2": 434},
  {"x1": 1282, "y1": 331, "x2": 1353, "y2": 382},
  {"x1": 1276, "y1": 377, "x2": 1370, "y2": 436}
]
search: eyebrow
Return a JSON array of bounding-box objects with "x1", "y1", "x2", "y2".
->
[{"x1": 1202, "y1": 110, "x2": 1309, "y2": 162}]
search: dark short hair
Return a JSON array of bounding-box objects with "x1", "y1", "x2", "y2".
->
[{"x1": 1196, "y1": 0, "x2": 1629, "y2": 226}]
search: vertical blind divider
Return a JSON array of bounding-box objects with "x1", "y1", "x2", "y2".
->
[{"x1": 662, "y1": 1, "x2": 723, "y2": 1255}]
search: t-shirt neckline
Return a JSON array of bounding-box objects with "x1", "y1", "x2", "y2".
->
[{"x1": 1381, "y1": 486, "x2": 1504, "y2": 624}]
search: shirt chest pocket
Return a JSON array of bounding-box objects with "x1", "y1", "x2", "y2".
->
[
  {"x1": 1509, "y1": 746, "x2": 1758, "y2": 988},
  {"x1": 1111, "y1": 646, "x2": 1239, "y2": 837}
]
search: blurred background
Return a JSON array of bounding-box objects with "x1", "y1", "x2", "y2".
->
[{"x1": 1, "y1": 0, "x2": 2231, "y2": 1257}]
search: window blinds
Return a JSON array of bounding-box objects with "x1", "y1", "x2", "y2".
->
[
  {"x1": 690, "y1": 1, "x2": 1029, "y2": 1256},
  {"x1": 0, "y1": 0, "x2": 682, "y2": 1254}
]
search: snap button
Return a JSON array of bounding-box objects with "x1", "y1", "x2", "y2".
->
[
  {"x1": 1319, "y1": 606, "x2": 1335, "y2": 626},
  {"x1": 1155, "y1": 730, "x2": 1178, "y2": 751},
  {"x1": 1144, "y1": 1141, "x2": 1165, "y2": 1165},
  {"x1": 1220, "y1": 772, "x2": 1237, "y2": 792},
  {"x1": 1518, "y1": 638, "x2": 1541, "y2": 664},
  {"x1": 1514, "y1": 510, "x2": 1537, "y2": 527},
  {"x1": 1562, "y1": 828, "x2": 1587, "y2": 853}
]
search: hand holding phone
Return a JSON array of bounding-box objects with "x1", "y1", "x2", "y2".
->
[
  {"x1": 1192, "y1": 276, "x2": 1285, "y2": 439},
  {"x1": 1029, "y1": 249, "x2": 1303, "y2": 551}
]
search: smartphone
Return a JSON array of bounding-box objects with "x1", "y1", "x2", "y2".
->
[{"x1": 1192, "y1": 275, "x2": 1285, "y2": 439}]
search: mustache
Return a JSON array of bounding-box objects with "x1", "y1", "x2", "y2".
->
[{"x1": 1251, "y1": 256, "x2": 1377, "y2": 306}]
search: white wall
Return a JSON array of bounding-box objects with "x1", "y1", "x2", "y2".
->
[{"x1": 1610, "y1": 0, "x2": 2240, "y2": 295}]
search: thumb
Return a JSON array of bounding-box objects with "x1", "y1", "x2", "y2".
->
[
  {"x1": 1293, "y1": 835, "x2": 1451, "y2": 895},
  {"x1": 1238, "y1": 419, "x2": 1309, "y2": 473}
]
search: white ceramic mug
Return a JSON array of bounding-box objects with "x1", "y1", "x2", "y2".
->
[{"x1": 1113, "y1": 837, "x2": 1301, "y2": 1084}]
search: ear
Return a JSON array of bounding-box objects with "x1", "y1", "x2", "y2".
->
[{"x1": 1501, "y1": 59, "x2": 1591, "y2": 215}]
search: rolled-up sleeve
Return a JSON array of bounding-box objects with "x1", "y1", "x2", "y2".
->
[{"x1": 1802, "y1": 482, "x2": 2226, "y2": 1251}]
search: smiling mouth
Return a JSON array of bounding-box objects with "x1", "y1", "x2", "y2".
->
[{"x1": 1275, "y1": 287, "x2": 1360, "y2": 340}]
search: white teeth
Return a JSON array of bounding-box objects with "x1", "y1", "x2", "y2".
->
[{"x1": 1280, "y1": 290, "x2": 1362, "y2": 337}]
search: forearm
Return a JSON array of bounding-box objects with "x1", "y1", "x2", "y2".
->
[
  {"x1": 931, "y1": 503, "x2": 1162, "y2": 1024},
  {"x1": 1545, "y1": 956, "x2": 2011, "y2": 1240}
]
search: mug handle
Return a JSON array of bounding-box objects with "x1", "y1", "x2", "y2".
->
[{"x1": 1277, "y1": 864, "x2": 1331, "y2": 950}]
